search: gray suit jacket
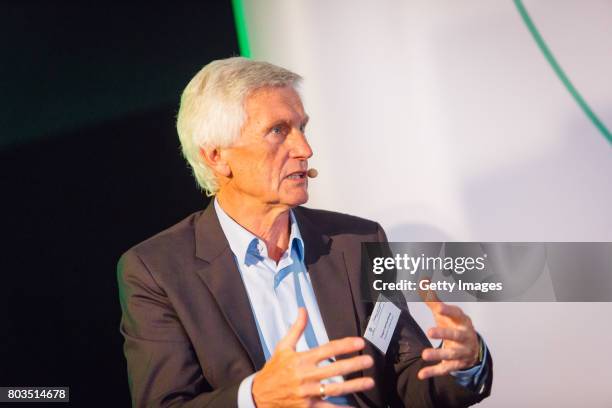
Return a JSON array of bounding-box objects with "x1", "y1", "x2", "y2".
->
[{"x1": 117, "y1": 203, "x2": 492, "y2": 407}]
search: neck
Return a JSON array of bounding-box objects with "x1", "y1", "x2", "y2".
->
[{"x1": 216, "y1": 190, "x2": 291, "y2": 263}]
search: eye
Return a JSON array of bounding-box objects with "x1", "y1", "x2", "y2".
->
[
  {"x1": 268, "y1": 123, "x2": 288, "y2": 139},
  {"x1": 299, "y1": 123, "x2": 307, "y2": 133}
]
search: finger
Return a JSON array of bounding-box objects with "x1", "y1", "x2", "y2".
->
[
  {"x1": 417, "y1": 361, "x2": 464, "y2": 380},
  {"x1": 325, "y1": 377, "x2": 375, "y2": 397},
  {"x1": 437, "y1": 304, "x2": 470, "y2": 325},
  {"x1": 427, "y1": 327, "x2": 468, "y2": 343},
  {"x1": 421, "y1": 346, "x2": 470, "y2": 362},
  {"x1": 306, "y1": 355, "x2": 374, "y2": 381},
  {"x1": 307, "y1": 377, "x2": 375, "y2": 398},
  {"x1": 305, "y1": 337, "x2": 366, "y2": 363},
  {"x1": 418, "y1": 279, "x2": 443, "y2": 312},
  {"x1": 417, "y1": 279, "x2": 439, "y2": 302},
  {"x1": 276, "y1": 308, "x2": 308, "y2": 350},
  {"x1": 312, "y1": 400, "x2": 352, "y2": 408}
]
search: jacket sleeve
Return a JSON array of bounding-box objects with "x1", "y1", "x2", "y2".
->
[
  {"x1": 117, "y1": 249, "x2": 241, "y2": 408},
  {"x1": 374, "y1": 224, "x2": 493, "y2": 407}
]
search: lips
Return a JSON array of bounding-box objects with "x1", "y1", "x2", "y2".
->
[{"x1": 285, "y1": 170, "x2": 307, "y2": 180}]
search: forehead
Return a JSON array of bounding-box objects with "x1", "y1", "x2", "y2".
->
[{"x1": 244, "y1": 86, "x2": 306, "y2": 126}]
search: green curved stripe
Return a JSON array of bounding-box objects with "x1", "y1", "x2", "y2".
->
[
  {"x1": 514, "y1": 0, "x2": 611, "y2": 144},
  {"x1": 231, "y1": 0, "x2": 251, "y2": 57}
]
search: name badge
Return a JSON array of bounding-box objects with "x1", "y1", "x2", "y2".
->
[{"x1": 363, "y1": 294, "x2": 401, "y2": 355}]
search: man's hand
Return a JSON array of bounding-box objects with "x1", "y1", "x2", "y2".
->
[
  {"x1": 417, "y1": 284, "x2": 480, "y2": 380},
  {"x1": 252, "y1": 308, "x2": 375, "y2": 407}
]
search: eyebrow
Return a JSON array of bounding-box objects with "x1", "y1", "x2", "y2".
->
[{"x1": 265, "y1": 114, "x2": 309, "y2": 131}]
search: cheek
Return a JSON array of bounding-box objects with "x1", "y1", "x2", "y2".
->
[
  {"x1": 264, "y1": 150, "x2": 288, "y2": 184},
  {"x1": 230, "y1": 144, "x2": 288, "y2": 192},
  {"x1": 235, "y1": 153, "x2": 279, "y2": 190}
]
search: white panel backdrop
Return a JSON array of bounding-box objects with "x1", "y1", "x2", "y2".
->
[{"x1": 242, "y1": 0, "x2": 612, "y2": 406}]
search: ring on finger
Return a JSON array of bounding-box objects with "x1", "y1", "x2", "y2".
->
[{"x1": 319, "y1": 382, "x2": 326, "y2": 399}]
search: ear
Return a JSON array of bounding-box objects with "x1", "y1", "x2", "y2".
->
[{"x1": 199, "y1": 146, "x2": 231, "y2": 178}]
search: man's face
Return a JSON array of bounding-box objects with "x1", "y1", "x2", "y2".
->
[{"x1": 223, "y1": 86, "x2": 312, "y2": 208}]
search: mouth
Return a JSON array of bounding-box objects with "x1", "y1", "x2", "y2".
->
[{"x1": 284, "y1": 170, "x2": 307, "y2": 181}]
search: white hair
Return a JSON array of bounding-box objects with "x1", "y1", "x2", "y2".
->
[{"x1": 176, "y1": 57, "x2": 302, "y2": 196}]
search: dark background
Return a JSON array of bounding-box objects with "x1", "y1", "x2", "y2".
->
[{"x1": 0, "y1": 2, "x2": 237, "y2": 406}]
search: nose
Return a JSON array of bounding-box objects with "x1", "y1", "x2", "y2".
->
[{"x1": 289, "y1": 129, "x2": 313, "y2": 160}]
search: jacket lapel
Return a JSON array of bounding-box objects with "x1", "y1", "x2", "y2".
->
[
  {"x1": 295, "y1": 208, "x2": 385, "y2": 408},
  {"x1": 193, "y1": 203, "x2": 266, "y2": 371},
  {"x1": 293, "y1": 208, "x2": 361, "y2": 353},
  {"x1": 191, "y1": 203, "x2": 363, "y2": 375}
]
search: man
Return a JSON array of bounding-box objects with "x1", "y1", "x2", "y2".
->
[{"x1": 117, "y1": 57, "x2": 492, "y2": 407}]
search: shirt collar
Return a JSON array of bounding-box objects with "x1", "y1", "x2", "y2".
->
[
  {"x1": 289, "y1": 210, "x2": 305, "y2": 262},
  {"x1": 214, "y1": 198, "x2": 305, "y2": 265}
]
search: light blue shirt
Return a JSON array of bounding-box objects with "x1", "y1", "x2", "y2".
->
[
  {"x1": 214, "y1": 199, "x2": 488, "y2": 406},
  {"x1": 215, "y1": 199, "x2": 350, "y2": 407}
]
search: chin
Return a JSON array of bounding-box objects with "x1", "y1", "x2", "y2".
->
[{"x1": 283, "y1": 190, "x2": 309, "y2": 207}]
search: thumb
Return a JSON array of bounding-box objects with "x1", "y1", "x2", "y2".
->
[{"x1": 276, "y1": 307, "x2": 308, "y2": 351}]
